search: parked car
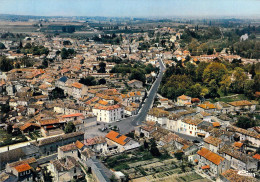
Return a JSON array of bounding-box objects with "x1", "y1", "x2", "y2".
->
[
  {"x1": 98, "y1": 127, "x2": 107, "y2": 132},
  {"x1": 193, "y1": 140, "x2": 200, "y2": 143}
]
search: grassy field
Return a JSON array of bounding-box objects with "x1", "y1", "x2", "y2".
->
[
  {"x1": 209, "y1": 94, "x2": 248, "y2": 103},
  {"x1": 0, "y1": 128, "x2": 28, "y2": 147}
]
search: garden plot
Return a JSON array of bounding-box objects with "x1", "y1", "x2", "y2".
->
[{"x1": 128, "y1": 158, "x2": 160, "y2": 168}]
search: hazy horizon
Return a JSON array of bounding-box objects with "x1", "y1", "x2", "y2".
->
[{"x1": 0, "y1": 0, "x2": 260, "y2": 18}]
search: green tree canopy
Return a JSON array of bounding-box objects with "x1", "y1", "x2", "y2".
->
[
  {"x1": 98, "y1": 62, "x2": 106, "y2": 73},
  {"x1": 203, "y1": 62, "x2": 228, "y2": 85},
  {"x1": 79, "y1": 76, "x2": 97, "y2": 86},
  {"x1": 49, "y1": 87, "x2": 65, "y2": 100},
  {"x1": 0, "y1": 42, "x2": 6, "y2": 49},
  {"x1": 64, "y1": 121, "x2": 76, "y2": 134},
  {"x1": 129, "y1": 70, "x2": 146, "y2": 84},
  {"x1": 0, "y1": 56, "x2": 13, "y2": 72},
  {"x1": 231, "y1": 67, "x2": 247, "y2": 93},
  {"x1": 98, "y1": 78, "x2": 106, "y2": 85}
]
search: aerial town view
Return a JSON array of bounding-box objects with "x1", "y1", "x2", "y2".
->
[{"x1": 0, "y1": 0, "x2": 259, "y2": 182}]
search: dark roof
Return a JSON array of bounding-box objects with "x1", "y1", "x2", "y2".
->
[
  {"x1": 86, "y1": 158, "x2": 112, "y2": 182},
  {"x1": 58, "y1": 76, "x2": 68, "y2": 83},
  {"x1": 32, "y1": 132, "x2": 84, "y2": 146},
  {"x1": 52, "y1": 156, "x2": 79, "y2": 172},
  {"x1": 0, "y1": 144, "x2": 39, "y2": 168}
]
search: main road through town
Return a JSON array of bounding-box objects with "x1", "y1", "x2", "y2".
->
[
  {"x1": 108, "y1": 58, "x2": 166, "y2": 135},
  {"x1": 131, "y1": 58, "x2": 166, "y2": 126}
]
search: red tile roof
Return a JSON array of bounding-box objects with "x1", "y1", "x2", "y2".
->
[
  {"x1": 228, "y1": 100, "x2": 253, "y2": 107},
  {"x1": 197, "y1": 147, "x2": 225, "y2": 165},
  {"x1": 62, "y1": 113, "x2": 83, "y2": 118},
  {"x1": 75, "y1": 140, "x2": 84, "y2": 149},
  {"x1": 234, "y1": 142, "x2": 243, "y2": 148},
  {"x1": 14, "y1": 163, "x2": 31, "y2": 173},
  {"x1": 72, "y1": 82, "x2": 83, "y2": 89},
  {"x1": 39, "y1": 119, "x2": 60, "y2": 126},
  {"x1": 94, "y1": 104, "x2": 121, "y2": 111},
  {"x1": 178, "y1": 95, "x2": 190, "y2": 100},
  {"x1": 106, "y1": 130, "x2": 129, "y2": 146},
  {"x1": 198, "y1": 102, "x2": 216, "y2": 109},
  {"x1": 201, "y1": 165, "x2": 210, "y2": 169},
  {"x1": 20, "y1": 123, "x2": 40, "y2": 131},
  {"x1": 204, "y1": 136, "x2": 222, "y2": 147},
  {"x1": 213, "y1": 122, "x2": 221, "y2": 127},
  {"x1": 253, "y1": 154, "x2": 260, "y2": 160}
]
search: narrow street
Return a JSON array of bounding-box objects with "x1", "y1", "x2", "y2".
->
[{"x1": 131, "y1": 58, "x2": 166, "y2": 126}]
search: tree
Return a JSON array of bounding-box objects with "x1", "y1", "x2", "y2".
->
[
  {"x1": 98, "y1": 62, "x2": 106, "y2": 73},
  {"x1": 0, "y1": 42, "x2": 6, "y2": 49},
  {"x1": 203, "y1": 62, "x2": 227, "y2": 85},
  {"x1": 0, "y1": 104, "x2": 10, "y2": 113},
  {"x1": 24, "y1": 43, "x2": 32, "y2": 49},
  {"x1": 42, "y1": 166, "x2": 53, "y2": 182},
  {"x1": 186, "y1": 83, "x2": 202, "y2": 98},
  {"x1": 254, "y1": 74, "x2": 260, "y2": 92},
  {"x1": 249, "y1": 63, "x2": 256, "y2": 78},
  {"x1": 98, "y1": 78, "x2": 106, "y2": 85},
  {"x1": 61, "y1": 48, "x2": 68, "y2": 59},
  {"x1": 129, "y1": 70, "x2": 146, "y2": 84},
  {"x1": 61, "y1": 48, "x2": 74, "y2": 59},
  {"x1": 145, "y1": 63, "x2": 156, "y2": 74},
  {"x1": 232, "y1": 67, "x2": 247, "y2": 93},
  {"x1": 49, "y1": 87, "x2": 65, "y2": 100},
  {"x1": 159, "y1": 74, "x2": 193, "y2": 100},
  {"x1": 7, "y1": 124, "x2": 13, "y2": 134},
  {"x1": 64, "y1": 121, "x2": 76, "y2": 134},
  {"x1": 244, "y1": 80, "x2": 255, "y2": 99},
  {"x1": 79, "y1": 76, "x2": 97, "y2": 86},
  {"x1": 0, "y1": 56, "x2": 13, "y2": 72},
  {"x1": 207, "y1": 79, "x2": 219, "y2": 98},
  {"x1": 185, "y1": 62, "x2": 196, "y2": 78},
  {"x1": 236, "y1": 116, "x2": 256, "y2": 129},
  {"x1": 150, "y1": 139, "x2": 161, "y2": 157},
  {"x1": 144, "y1": 140, "x2": 149, "y2": 149},
  {"x1": 220, "y1": 74, "x2": 231, "y2": 96},
  {"x1": 174, "y1": 151, "x2": 184, "y2": 160},
  {"x1": 42, "y1": 59, "x2": 48, "y2": 68},
  {"x1": 196, "y1": 62, "x2": 208, "y2": 82}
]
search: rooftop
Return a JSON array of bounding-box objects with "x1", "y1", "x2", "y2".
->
[
  {"x1": 14, "y1": 163, "x2": 31, "y2": 173},
  {"x1": 204, "y1": 136, "x2": 222, "y2": 147},
  {"x1": 106, "y1": 130, "x2": 130, "y2": 146},
  {"x1": 197, "y1": 147, "x2": 225, "y2": 165}
]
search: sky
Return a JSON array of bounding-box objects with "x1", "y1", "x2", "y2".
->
[{"x1": 0, "y1": 0, "x2": 260, "y2": 18}]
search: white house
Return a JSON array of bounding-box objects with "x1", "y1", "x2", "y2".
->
[
  {"x1": 146, "y1": 108, "x2": 169, "y2": 126},
  {"x1": 178, "y1": 117, "x2": 203, "y2": 137},
  {"x1": 177, "y1": 95, "x2": 192, "y2": 106},
  {"x1": 92, "y1": 104, "x2": 124, "y2": 123}
]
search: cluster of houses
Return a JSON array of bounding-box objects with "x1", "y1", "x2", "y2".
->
[
  {"x1": 0, "y1": 25, "x2": 259, "y2": 182},
  {"x1": 142, "y1": 94, "x2": 260, "y2": 180}
]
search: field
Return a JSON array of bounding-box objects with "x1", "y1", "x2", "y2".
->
[
  {"x1": 104, "y1": 148, "x2": 208, "y2": 181},
  {"x1": 209, "y1": 94, "x2": 248, "y2": 103},
  {"x1": 0, "y1": 128, "x2": 28, "y2": 147}
]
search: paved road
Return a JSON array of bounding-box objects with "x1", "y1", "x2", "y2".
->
[
  {"x1": 174, "y1": 131, "x2": 204, "y2": 143},
  {"x1": 131, "y1": 58, "x2": 166, "y2": 126},
  {"x1": 102, "y1": 58, "x2": 166, "y2": 135}
]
